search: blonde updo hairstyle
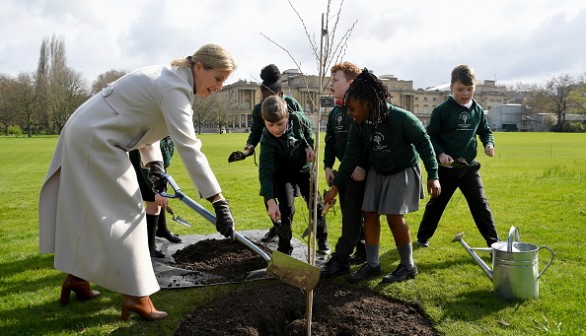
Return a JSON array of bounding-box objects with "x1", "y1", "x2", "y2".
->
[{"x1": 171, "y1": 43, "x2": 237, "y2": 72}]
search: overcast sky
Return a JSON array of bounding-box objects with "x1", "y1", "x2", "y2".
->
[{"x1": 1, "y1": 0, "x2": 585, "y2": 90}]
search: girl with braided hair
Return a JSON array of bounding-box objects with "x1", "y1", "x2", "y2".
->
[{"x1": 325, "y1": 69, "x2": 441, "y2": 284}]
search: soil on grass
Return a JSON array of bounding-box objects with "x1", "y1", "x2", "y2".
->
[
  {"x1": 172, "y1": 239, "x2": 438, "y2": 336},
  {"x1": 171, "y1": 238, "x2": 272, "y2": 282}
]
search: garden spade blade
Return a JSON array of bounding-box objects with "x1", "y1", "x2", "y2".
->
[
  {"x1": 160, "y1": 173, "x2": 321, "y2": 291},
  {"x1": 266, "y1": 250, "x2": 320, "y2": 291},
  {"x1": 165, "y1": 206, "x2": 191, "y2": 227}
]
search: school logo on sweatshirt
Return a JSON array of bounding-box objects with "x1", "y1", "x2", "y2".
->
[
  {"x1": 458, "y1": 112, "x2": 472, "y2": 130},
  {"x1": 370, "y1": 132, "x2": 391, "y2": 152},
  {"x1": 287, "y1": 136, "x2": 300, "y2": 151}
]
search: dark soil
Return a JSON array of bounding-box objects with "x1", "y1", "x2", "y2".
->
[
  {"x1": 172, "y1": 239, "x2": 438, "y2": 336},
  {"x1": 171, "y1": 239, "x2": 271, "y2": 282}
]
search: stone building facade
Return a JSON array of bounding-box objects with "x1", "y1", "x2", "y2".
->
[{"x1": 217, "y1": 70, "x2": 508, "y2": 132}]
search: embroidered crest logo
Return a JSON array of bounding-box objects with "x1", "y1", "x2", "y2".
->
[
  {"x1": 458, "y1": 112, "x2": 471, "y2": 129},
  {"x1": 370, "y1": 132, "x2": 390, "y2": 152}
]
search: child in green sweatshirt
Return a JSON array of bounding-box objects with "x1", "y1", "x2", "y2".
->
[
  {"x1": 325, "y1": 69, "x2": 440, "y2": 284},
  {"x1": 416, "y1": 64, "x2": 499, "y2": 248},
  {"x1": 258, "y1": 95, "x2": 329, "y2": 255}
]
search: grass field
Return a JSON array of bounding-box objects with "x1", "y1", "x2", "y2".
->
[{"x1": 0, "y1": 132, "x2": 585, "y2": 335}]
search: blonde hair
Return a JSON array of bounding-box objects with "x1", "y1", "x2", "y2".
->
[
  {"x1": 261, "y1": 95, "x2": 288, "y2": 123},
  {"x1": 171, "y1": 43, "x2": 237, "y2": 71}
]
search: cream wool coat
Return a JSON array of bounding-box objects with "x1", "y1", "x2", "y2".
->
[{"x1": 39, "y1": 65, "x2": 221, "y2": 296}]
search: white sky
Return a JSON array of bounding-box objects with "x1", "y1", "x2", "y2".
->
[{"x1": 1, "y1": 0, "x2": 585, "y2": 89}]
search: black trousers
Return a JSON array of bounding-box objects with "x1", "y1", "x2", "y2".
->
[
  {"x1": 417, "y1": 165, "x2": 499, "y2": 247},
  {"x1": 332, "y1": 178, "x2": 366, "y2": 261},
  {"x1": 273, "y1": 170, "x2": 327, "y2": 254}
]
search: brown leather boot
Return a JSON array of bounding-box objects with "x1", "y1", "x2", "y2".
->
[
  {"x1": 59, "y1": 274, "x2": 101, "y2": 304},
  {"x1": 121, "y1": 295, "x2": 168, "y2": 321}
]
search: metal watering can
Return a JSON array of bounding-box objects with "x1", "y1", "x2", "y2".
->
[{"x1": 453, "y1": 226, "x2": 555, "y2": 300}]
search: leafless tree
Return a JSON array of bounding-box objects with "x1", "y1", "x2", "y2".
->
[
  {"x1": 192, "y1": 94, "x2": 218, "y2": 134},
  {"x1": 212, "y1": 93, "x2": 235, "y2": 133},
  {"x1": 262, "y1": 0, "x2": 357, "y2": 100},
  {"x1": 40, "y1": 35, "x2": 88, "y2": 133},
  {"x1": 526, "y1": 74, "x2": 574, "y2": 132},
  {"x1": 35, "y1": 39, "x2": 50, "y2": 132},
  {"x1": 0, "y1": 74, "x2": 17, "y2": 134},
  {"x1": 12, "y1": 73, "x2": 38, "y2": 137},
  {"x1": 91, "y1": 69, "x2": 127, "y2": 94},
  {"x1": 567, "y1": 73, "x2": 586, "y2": 115},
  {"x1": 50, "y1": 68, "x2": 88, "y2": 132},
  {"x1": 260, "y1": 2, "x2": 357, "y2": 332},
  {"x1": 503, "y1": 82, "x2": 540, "y2": 105}
]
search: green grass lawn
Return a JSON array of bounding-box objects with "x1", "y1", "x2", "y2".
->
[{"x1": 1, "y1": 132, "x2": 585, "y2": 335}]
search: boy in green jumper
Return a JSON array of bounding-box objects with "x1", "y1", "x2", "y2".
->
[
  {"x1": 325, "y1": 69, "x2": 440, "y2": 284},
  {"x1": 228, "y1": 64, "x2": 303, "y2": 243},
  {"x1": 321, "y1": 61, "x2": 368, "y2": 277},
  {"x1": 259, "y1": 95, "x2": 328, "y2": 255},
  {"x1": 416, "y1": 64, "x2": 499, "y2": 248}
]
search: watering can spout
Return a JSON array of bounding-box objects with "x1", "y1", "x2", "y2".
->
[{"x1": 452, "y1": 232, "x2": 493, "y2": 280}]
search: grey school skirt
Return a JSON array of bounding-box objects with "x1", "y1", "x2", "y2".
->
[{"x1": 362, "y1": 165, "x2": 424, "y2": 215}]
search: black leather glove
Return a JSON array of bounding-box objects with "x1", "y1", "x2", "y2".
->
[
  {"x1": 228, "y1": 151, "x2": 246, "y2": 162},
  {"x1": 227, "y1": 145, "x2": 254, "y2": 163},
  {"x1": 147, "y1": 161, "x2": 167, "y2": 193},
  {"x1": 212, "y1": 199, "x2": 235, "y2": 239}
]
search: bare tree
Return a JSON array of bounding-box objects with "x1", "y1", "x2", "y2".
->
[
  {"x1": 35, "y1": 39, "x2": 50, "y2": 132},
  {"x1": 192, "y1": 94, "x2": 219, "y2": 134},
  {"x1": 40, "y1": 35, "x2": 88, "y2": 133},
  {"x1": 212, "y1": 93, "x2": 236, "y2": 133},
  {"x1": 0, "y1": 74, "x2": 17, "y2": 134},
  {"x1": 12, "y1": 73, "x2": 38, "y2": 137},
  {"x1": 50, "y1": 67, "x2": 88, "y2": 132},
  {"x1": 526, "y1": 74, "x2": 574, "y2": 132},
  {"x1": 567, "y1": 73, "x2": 586, "y2": 115},
  {"x1": 260, "y1": 2, "x2": 357, "y2": 333},
  {"x1": 91, "y1": 69, "x2": 127, "y2": 94}
]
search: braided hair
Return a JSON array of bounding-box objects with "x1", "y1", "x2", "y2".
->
[
  {"x1": 344, "y1": 68, "x2": 391, "y2": 127},
  {"x1": 260, "y1": 64, "x2": 282, "y2": 97}
]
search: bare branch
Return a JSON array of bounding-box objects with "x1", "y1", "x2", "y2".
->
[{"x1": 287, "y1": 0, "x2": 319, "y2": 60}]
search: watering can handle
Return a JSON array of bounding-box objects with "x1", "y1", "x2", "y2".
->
[
  {"x1": 538, "y1": 246, "x2": 555, "y2": 279},
  {"x1": 507, "y1": 226, "x2": 520, "y2": 252}
]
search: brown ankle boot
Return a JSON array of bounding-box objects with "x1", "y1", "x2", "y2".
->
[
  {"x1": 59, "y1": 274, "x2": 101, "y2": 304},
  {"x1": 121, "y1": 295, "x2": 168, "y2": 321}
]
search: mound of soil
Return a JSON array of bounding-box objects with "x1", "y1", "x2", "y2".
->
[
  {"x1": 171, "y1": 239, "x2": 438, "y2": 336},
  {"x1": 171, "y1": 239, "x2": 271, "y2": 282}
]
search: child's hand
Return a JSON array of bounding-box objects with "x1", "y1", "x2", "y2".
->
[
  {"x1": 154, "y1": 193, "x2": 168, "y2": 208},
  {"x1": 427, "y1": 179, "x2": 441, "y2": 198},
  {"x1": 324, "y1": 186, "x2": 338, "y2": 205},
  {"x1": 351, "y1": 166, "x2": 366, "y2": 181},
  {"x1": 438, "y1": 153, "x2": 454, "y2": 167},
  {"x1": 325, "y1": 167, "x2": 335, "y2": 186},
  {"x1": 266, "y1": 199, "x2": 281, "y2": 223},
  {"x1": 306, "y1": 147, "x2": 315, "y2": 162},
  {"x1": 484, "y1": 144, "x2": 494, "y2": 157}
]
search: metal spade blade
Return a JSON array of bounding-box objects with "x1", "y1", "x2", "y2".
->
[{"x1": 166, "y1": 206, "x2": 192, "y2": 227}]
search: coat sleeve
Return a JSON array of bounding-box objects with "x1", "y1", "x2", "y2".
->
[
  {"x1": 258, "y1": 130, "x2": 277, "y2": 202},
  {"x1": 333, "y1": 122, "x2": 363, "y2": 188},
  {"x1": 246, "y1": 103, "x2": 264, "y2": 148},
  {"x1": 323, "y1": 109, "x2": 336, "y2": 169},
  {"x1": 404, "y1": 113, "x2": 438, "y2": 180},
  {"x1": 476, "y1": 107, "x2": 495, "y2": 148},
  {"x1": 426, "y1": 106, "x2": 445, "y2": 156},
  {"x1": 160, "y1": 87, "x2": 221, "y2": 199}
]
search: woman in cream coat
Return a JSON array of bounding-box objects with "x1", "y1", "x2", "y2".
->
[{"x1": 39, "y1": 43, "x2": 236, "y2": 321}]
